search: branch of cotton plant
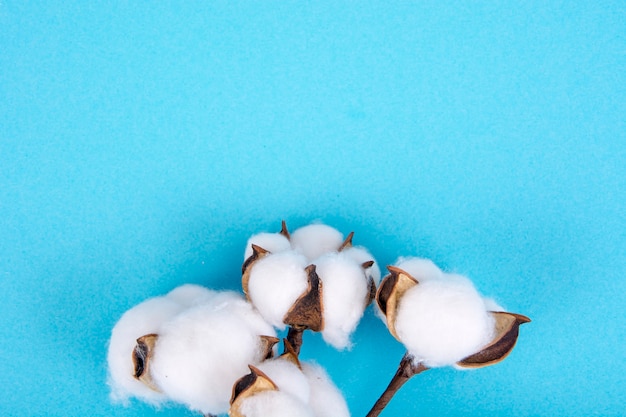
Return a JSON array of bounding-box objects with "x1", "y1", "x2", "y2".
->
[{"x1": 365, "y1": 353, "x2": 428, "y2": 417}]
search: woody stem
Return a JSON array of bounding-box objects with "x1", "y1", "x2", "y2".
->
[
  {"x1": 286, "y1": 326, "x2": 305, "y2": 356},
  {"x1": 365, "y1": 353, "x2": 429, "y2": 417}
]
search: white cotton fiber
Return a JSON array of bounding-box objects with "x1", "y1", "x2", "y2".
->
[
  {"x1": 394, "y1": 257, "x2": 443, "y2": 282},
  {"x1": 247, "y1": 250, "x2": 310, "y2": 329},
  {"x1": 302, "y1": 362, "x2": 350, "y2": 417},
  {"x1": 149, "y1": 298, "x2": 275, "y2": 415},
  {"x1": 314, "y1": 252, "x2": 369, "y2": 349},
  {"x1": 244, "y1": 232, "x2": 292, "y2": 260},
  {"x1": 483, "y1": 296, "x2": 505, "y2": 312},
  {"x1": 238, "y1": 390, "x2": 315, "y2": 417},
  {"x1": 290, "y1": 224, "x2": 344, "y2": 261},
  {"x1": 394, "y1": 274, "x2": 495, "y2": 367},
  {"x1": 107, "y1": 296, "x2": 184, "y2": 405},
  {"x1": 165, "y1": 283, "x2": 217, "y2": 307},
  {"x1": 342, "y1": 246, "x2": 381, "y2": 286},
  {"x1": 257, "y1": 357, "x2": 310, "y2": 405}
]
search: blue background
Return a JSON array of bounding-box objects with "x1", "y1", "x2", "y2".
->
[{"x1": 1, "y1": 2, "x2": 624, "y2": 416}]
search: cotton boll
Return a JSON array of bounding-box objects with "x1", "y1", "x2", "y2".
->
[
  {"x1": 247, "y1": 251, "x2": 309, "y2": 329},
  {"x1": 244, "y1": 232, "x2": 292, "y2": 260},
  {"x1": 238, "y1": 390, "x2": 315, "y2": 417},
  {"x1": 315, "y1": 252, "x2": 369, "y2": 349},
  {"x1": 302, "y1": 362, "x2": 350, "y2": 417},
  {"x1": 290, "y1": 224, "x2": 344, "y2": 261},
  {"x1": 107, "y1": 297, "x2": 184, "y2": 405},
  {"x1": 256, "y1": 358, "x2": 310, "y2": 405},
  {"x1": 342, "y1": 246, "x2": 381, "y2": 285},
  {"x1": 150, "y1": 302, "x2": 275, "y2": 415},
  {"x1": 394, "y1": 257, "x2": 443, "y2": 282},
  {"x1": 394, "y1": 275, "x2": 495, "y2": 368}
]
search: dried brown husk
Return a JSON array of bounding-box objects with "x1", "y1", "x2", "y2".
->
[
  {"x1": 259, "y1": 335, "x2": 280, "y2": 360},
  {"x1": 375, "y1": 266, "x2": 419, "y2": 340},
  {"x1": 338, "y1": 231, "x2": 355, "y2": 252},
  {"x1": 456, "y1": 312, "x2": 531, "y2": 368},
  {"x1": 279, "y1": 220, "x2": 290, "y2": 240},
  {"x1": 279, "y1": 338, "x2": 302, "y2": 369},
  {"x1": 229, "y1": 365, "x2": 278, "y2": 417},
  {"x1": 283, "y1": 264, "x2": 324, "y2": 332},
  {"x1": 132, "y1": 333, "x2": 160, "y2": 392},
  {"x1": 361, "y1": 260, "x2": 377, "y2": 306},
  {"x1": 241, "y1": 244, "x2": 270, "y2": 299}
]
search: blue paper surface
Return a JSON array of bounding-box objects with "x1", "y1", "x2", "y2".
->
[{"x1": 1, "y1": 2, "x2": 625, "y2": 416}]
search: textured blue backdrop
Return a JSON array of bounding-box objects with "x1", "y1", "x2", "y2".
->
[{"x1": 1, "y1": 2, "x2": 625, "y2": 416}]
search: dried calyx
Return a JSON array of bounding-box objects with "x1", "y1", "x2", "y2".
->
[
  {"x1": 132, "y1": 334, "x2": 159, "y2": 392},
  {"x1": 229, "y1": 365, "x2": 278, "y2": 417},
  {"x1": 457, "y1": 312, "x2": 531, "y2": 368}
]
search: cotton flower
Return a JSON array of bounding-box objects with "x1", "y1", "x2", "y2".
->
[
  {"x1": 376, "y1": 258, "x2": 530, "y2": 368},
  {"x1": 368, "y1": 259, "x2": 530, "y2": 417},
  {"x1": 145, "y1": 293, "x2": 275, "y2": 415},
  {"x1": 107, "y1": 284, "x2": 216, "y2": 405},
  {"x1": 242, "y1": 221, "x2": 379, "y2": 351},
  {"x1": 108, "y1": 285, "x2": 276, "y2": 416},
  {"x1": 107, "y1": 296, "x2": 183, "y2": 405}
]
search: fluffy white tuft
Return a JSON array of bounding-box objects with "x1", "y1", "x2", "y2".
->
[
  {"x1": 302, "y1": 362, "x2": 350, "y2": 417},
  {"x1": 238, "y1": 390, "x2": 315, "y2": 417},
  {"x1": 244, "y1": 232, "x2": 292, "y2": 260},
  {"x1": 315, "y1": 252, "x2": 369, "y2": 349},
  {"x1": 342, "y1": 246, "x2": 381, "y2": 285},
  {"x1": 247, "y1": 251, "x2": 309, "y2": 329},
  {"x1": 107, "y1": 296, "x2": 184, "y2": 405},
  {"x1": 257, "y1": 357, "x2": 310, "y2": 405},
  {"x1": 290, "y1": 224, "x2": 344, "y2": 261},
  {"x1": 482, "y1": 296, "x2": 505, "y2": 312},
  {"x1": 164, "y1": 284, "x2": 217, "y2": 307},
  {"x1": 149, "y1": 296, "x2": 275, "y2": 415},
  {"x1": 394, "y1": 273, "x2": 495, "y2": 367},
  {"x1": 394, "y1": 257, "x2": 443, "y2": 282}
]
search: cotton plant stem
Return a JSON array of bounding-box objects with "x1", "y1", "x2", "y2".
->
[
  {"x1": 365, "y1": 353, "x2": 429, "y2": 417},
  {"x1": 286, "y1": 326, "x2": 305, "y2": 355}
]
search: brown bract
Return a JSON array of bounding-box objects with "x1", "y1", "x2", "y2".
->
[
  {"x1": 457, "y1": 312, "x2": 531, "y2": 368},
  {"x1": 361, "y1": 260, "x2": 377, "y2": 306},
  {"x1": 279, "y1": 338, "x2": 302, "y2": 369},
  {"x1": 280, "y1": 220, "x2": 290, "y2": 240},
  {"x1": 283, "y1": 264, "x2": 324, "y2": 332},
  {"x1": 258, "y1": 335, "x2": 280, "y2": 360},
  {"x1": 229, "y1": 365, "x2": 278, "y2": 417},
  {"x1": 375, "y1": 266, "x2": 419, "y2": 340},
  {"x1": 132, "y1": 333, "x2": 160, "y2": 392},
  {"x1": 338, "y1": 231, "x2": 355, "y2": 252},
  {"x1": 241, "y1": 245, "x2": 270, "y2": 300}
]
